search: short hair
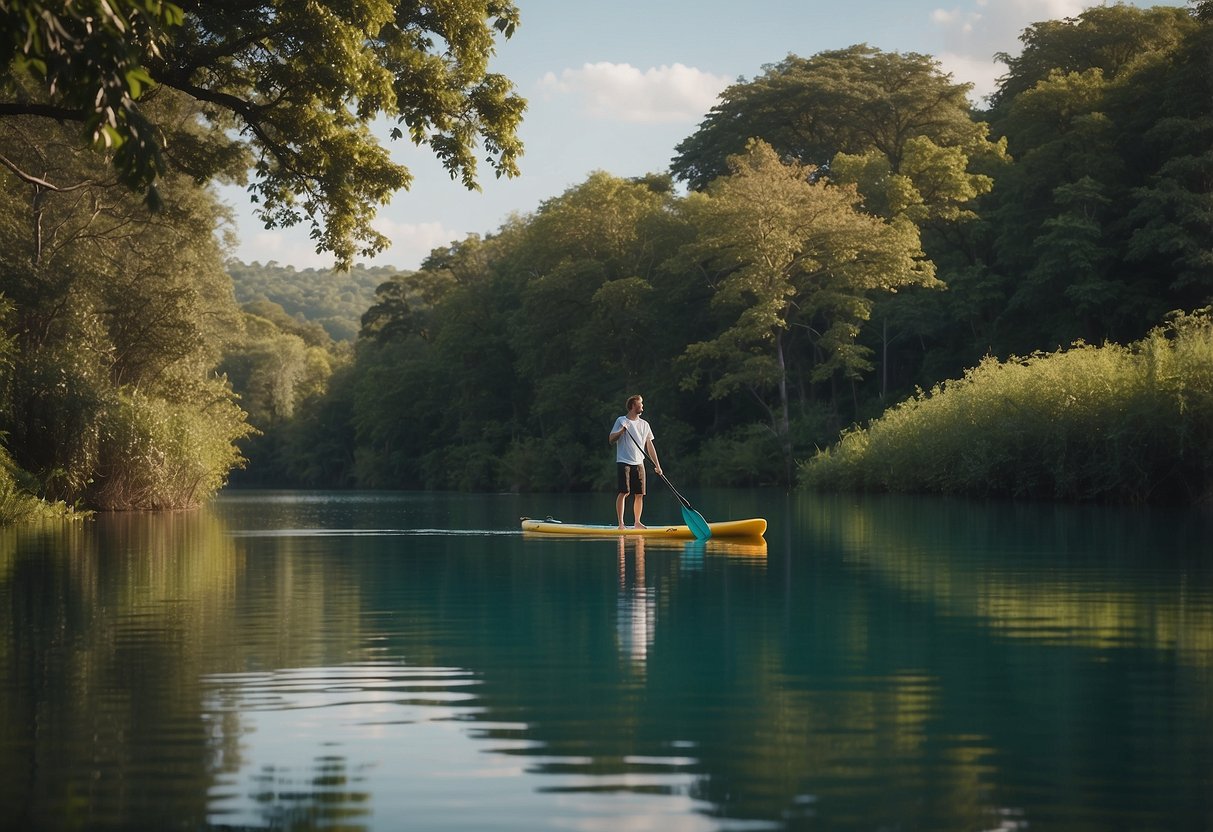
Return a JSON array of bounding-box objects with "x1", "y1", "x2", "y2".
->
[{"x1": 625, "y1": 394, "x2": 642, "y2": 412}]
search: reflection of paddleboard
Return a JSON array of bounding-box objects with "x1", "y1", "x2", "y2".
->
[{"x1": 520, "y1": 517, "x2": 766, "y2": 539}]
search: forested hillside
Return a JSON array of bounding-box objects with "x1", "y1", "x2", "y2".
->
[{"x1": 227, "y1": 261, "x2": 407, "y2": 342}]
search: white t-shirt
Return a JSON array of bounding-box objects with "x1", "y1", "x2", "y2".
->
[{"x1": 613, "y1": 416, "x2": 654, "y2": 465}]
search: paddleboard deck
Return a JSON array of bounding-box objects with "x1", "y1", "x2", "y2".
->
[{"x1": 521, "y1": 517, "x2": 766, "y2": 539}]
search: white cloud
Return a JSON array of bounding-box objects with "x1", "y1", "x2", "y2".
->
[
  {"x1": 229, "y1": 220, "x2": 460, "y2": 272},
  {"x1": 370, "y1": 218, "x2": 464, "y2": 269},
  {"x1": 240, "y1": 230, "x2": 333, "y2": 270},
  {"x1": 937, "y1": 51, "x2": 1004, "y2": 103},
  {"x1": 928, "y1": 0, "x2": 1094, "y2": 102},
  {"x1": 538, "y1": 62, "x2": 731, "y2": 124},
  {"x1": 931, "y1": 0, "x2": 1091, "y2": 50}
]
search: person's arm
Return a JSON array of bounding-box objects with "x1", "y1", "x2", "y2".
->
[
  {"x1": 645, "y1": 437, "x2": 662, "y2": 475},
  {"x1": 609, "y1": 418, "x2": 628, "y2": 444}
]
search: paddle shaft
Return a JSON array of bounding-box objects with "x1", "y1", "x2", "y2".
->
[{"x1": 620, "y1": 426, "x2": 693, "y2": 510}]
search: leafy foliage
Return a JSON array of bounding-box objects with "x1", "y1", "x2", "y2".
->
[
  {"x1": 0, "y1": 91, "x2": 251, "y2": 512},
  {"x1": 5, "y1": 4, "x2": 1210, "y2": 506},
  {"x1": 801, "y1": 311, "x2": 1213, "y2": 504},
  {"x1": 989, "y1": 4, "x2": 1195, "y2": 109},
  {"x1": 676, "y1": 141, "x2": 938, "y2": 478},
  {"x1": 227, "y1": 260, "x2": 397, "y2": 342},
  {"x1": 0, "y1": 445, "x2": 77, "y2": 523},
  {"x1": 1, "y1": 0, "x2": 526, "y2": 267},
  {"x1": 670, "y1": 45, "x2": 1003, "y2": 200},
  {"x1": 0, "y1": 0, "x2": 184, "y2": 206},
  {"x1": 91, "y1": 383, "x2": 251, "y2": 510},
  {"x1": 979, "y1": 6, "x2": 1208, "y2": 354}
]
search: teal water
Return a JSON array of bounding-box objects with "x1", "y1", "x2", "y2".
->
[{"x1": 1, "y1": 490, "x2": 1211, "y2": 831}]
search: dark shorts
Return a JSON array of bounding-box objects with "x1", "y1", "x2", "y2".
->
[{"x1": 617, "y1": 462, "x2": 646, "y2": 496}]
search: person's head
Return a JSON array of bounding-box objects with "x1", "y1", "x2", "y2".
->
[{"x1": 625, "y1": 394, "x2": 643, "y2": 415}]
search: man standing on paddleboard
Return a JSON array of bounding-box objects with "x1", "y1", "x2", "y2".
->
[{"x1": 608, "y1": 395, "x2": 663, "y2": 529}]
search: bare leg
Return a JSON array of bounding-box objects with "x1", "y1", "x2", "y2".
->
[
  {"x1": 616, "y1": 492, "x2": 627, "y2": 528},
  {"x1": 633, "y1": 494, "x2": 646, "y2": 528}
]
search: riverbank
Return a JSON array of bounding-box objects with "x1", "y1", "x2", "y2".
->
[{"x1": 800, "y1": 310, "x2": 1213, "y2": 504}]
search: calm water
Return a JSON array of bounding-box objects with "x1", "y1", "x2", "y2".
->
[{"x1": 1, "y1": 489, "x2": 1211, "y2": 831}]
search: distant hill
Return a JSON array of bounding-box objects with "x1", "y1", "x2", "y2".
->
[{"x1": 226, "y1": 259, "x2": 410, "y2": 341}]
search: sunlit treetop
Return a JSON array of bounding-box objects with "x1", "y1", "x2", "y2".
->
[{"x1": 0, "y1": 0, "x2": 526, "y2": 268}]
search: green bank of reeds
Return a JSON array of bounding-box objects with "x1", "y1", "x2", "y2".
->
[{"x1": 801, "y1": 310, "x2": 1213, "y2": 504}]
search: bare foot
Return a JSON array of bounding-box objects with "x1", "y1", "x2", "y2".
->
[{"x1": 633, "y1": 522, "x2": 647, "y2": 529}]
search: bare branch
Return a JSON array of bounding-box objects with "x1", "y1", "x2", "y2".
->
[{"x1": 0, "y1": 152, "x2": 98, "y2": 192}]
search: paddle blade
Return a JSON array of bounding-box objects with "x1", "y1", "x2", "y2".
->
[{"x1": 681, "y1": 505, "x2": 712, "y2": 540}]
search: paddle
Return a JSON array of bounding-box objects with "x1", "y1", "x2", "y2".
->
[{"x1": 622, "y1": 427, "x2": 712, "y2": 540}]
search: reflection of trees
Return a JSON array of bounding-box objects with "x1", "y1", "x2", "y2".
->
[
  {"x1": 0, "y1": 511, "x2": 368, "y2": 830},
  {"x1": 786, "y1": 493, "x2": 1213, "y2": 825},
  {"x1": 361, "y1": 498, "x2": 1213, "y2": 828},
  {"x1": 245, "y1": 755, "x2": 369, "y2": 832},
  {"x1": 357, "y1": 534, "x2": 1010, "y2": 828},
  {"x1": 806, "y1": 494, "x2": 1213, "y2": 663}
]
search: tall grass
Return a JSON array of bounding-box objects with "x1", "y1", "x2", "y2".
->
[{"x1": 800, "y1": 310, "x2": 1213, "y2": 504}]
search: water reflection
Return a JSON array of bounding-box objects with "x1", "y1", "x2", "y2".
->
[
  {"x1": 617, "y1": 537, "x2": 656, "y2": 670},
  {"x1": 804, "y1": 494, "x2": 1213, "y2": 662},
  {"x1": 0, "y1": 491, "x2": 1210, "y2": 831},
  {"x1": 204, "y1": 665, "x2": 481, "y2": 830}
]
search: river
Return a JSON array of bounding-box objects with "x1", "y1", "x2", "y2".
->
[{"x1": 2, "y1": 489, "x2": 1211, "y2": 831}]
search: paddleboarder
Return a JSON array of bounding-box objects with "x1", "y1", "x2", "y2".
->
[{"x1": 609, "y1": 395, "x2": 663, "y2": 529}]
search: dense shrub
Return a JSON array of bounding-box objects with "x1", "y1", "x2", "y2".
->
[
  {"x1": 0, "y1": 447, "x2": 77, "y2": 523},
  {"x1": 801, "y1": 310, "x2": 1213, "y2": 504},
  {"x1": 89, "y1": 385, "x2": 253, "y2": 510}
]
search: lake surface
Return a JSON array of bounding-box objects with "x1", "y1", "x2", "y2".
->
[{"x1": 2, "y1": 489, "x2": 1211, "y2": 831}]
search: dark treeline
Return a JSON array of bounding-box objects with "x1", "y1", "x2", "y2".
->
[{"x1": 241, "y1": 3, "x2": 1212, "y2": 498}]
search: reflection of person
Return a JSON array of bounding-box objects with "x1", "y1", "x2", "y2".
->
[
  {"x1": 608, "y1": 395, "x2": 662, "y2": 529},
  {"x1": 617, "y1": 536, "x2": 652, "y2": 668}
]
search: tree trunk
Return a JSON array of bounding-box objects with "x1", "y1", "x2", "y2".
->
[{"x1": 776, "y1": 331, "x2": 792, "y2": 485}]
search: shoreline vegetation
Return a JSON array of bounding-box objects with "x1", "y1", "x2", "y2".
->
[
  {"x1": 2, "y1": 4, "x2": 1211, "y2": 522},
  {"x1": 801, "y1": 311, "x2": 1213, "y2": 505},
  {"x1": 0, "y1": 449, "x2": 79, "y2": 524}
]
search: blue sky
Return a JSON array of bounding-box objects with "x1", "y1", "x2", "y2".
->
[{"x1": 218, "y1": 0, "x2": 1186, "y2": 271}]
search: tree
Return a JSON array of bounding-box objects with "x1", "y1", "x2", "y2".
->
[
  {"x1": 670, "y1": 45, "x2": 1005, "y2": 408},
  {"x1": 989, "y1": 4, "x2": 1195, "y2": 111},
  {"x1": 0, "y1": 94, "x2": 251, "y2": 507},
  {"x1": 0, "y1": 0, "x2": 184, "y2": 201},
  {"x1": 1, "y1": 0, "x2": 526, "y2": 267},
  {"x1": 670, "y1": 46, "x2": 1001, "y2": 205},
  {"x1": 677, "y1": 141, "x2": 938, "y2": 482},
  {"x1": 983, "y1": 4, "x2": 1209, "y2": 351},
  {"x1": 1122, "y1": 4, "x2": 1213, "y2": 306}
]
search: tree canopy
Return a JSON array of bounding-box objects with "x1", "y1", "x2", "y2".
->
[
  {"x1": 0, "y1": 0, "x2": 526, "y2": 267},
  {"x1": 669, "y1": 45, "x2": 1002, "y2": 201},
  {"x1": 0, "y1": 91, "x2": 251, "y2": 508}
]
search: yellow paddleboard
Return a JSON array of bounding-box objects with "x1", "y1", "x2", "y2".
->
[{"x1": 520, "y1": 517, "x2": 766, "y2": 539}]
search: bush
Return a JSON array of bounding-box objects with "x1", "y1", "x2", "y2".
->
[
  {"x1": 801, "y1": 310, "x2": 1213, "y2": 504},
  {"x1": 695, "y1": 425, "x2": 784, "y2": 486},
  {"x1": 0, "y1": 446, "x2": 78, "y2": 524},
  {"x1": 89, "y1": 384, "x2": 254, "y2": 510}
]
